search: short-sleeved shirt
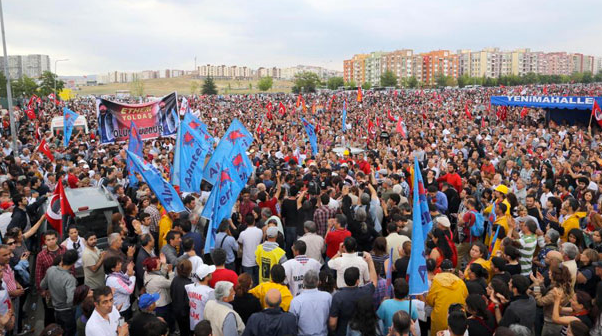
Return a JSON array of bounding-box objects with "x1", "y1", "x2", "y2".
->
[
  {"x1": 330, "y1": 284, "x2": 375, "y2": 336},
  {"x1": 376, "y1": 299, "x2": 418, "y2": 332},
  {"x1": 214, "y1": 232, "x2": 238, "y2": 264},
  {"x1": 328, "y1": 253, "x2": 370, "y2": 289},
  {"x1": 325, "y1": 229, "x2": 351, "y2": 258},
  {"x1": 238, "y1": 226, "x2": 264, "y2": 267},
  {"x1": 81, "y1": 247, "x2": 105, "y2": 289}
]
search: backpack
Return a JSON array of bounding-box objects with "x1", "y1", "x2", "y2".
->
[{"x1": 470, "y1": 210, "x2": 485, "y2": 238}]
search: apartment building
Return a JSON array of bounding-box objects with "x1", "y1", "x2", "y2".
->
[
  {"x1": 421, "y1": 50, "x2": 458, "y2": 84},
  {"x1": 0, "y1": 54, "x2": 51, "y2": 79}
]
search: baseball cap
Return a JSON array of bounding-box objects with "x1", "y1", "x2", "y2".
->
[
  {"x1": 495, "y1": 184, "x2": 509, "y2": 195},
  {"x1": 138, "y1": 293, "x2": 160, "y2": 310},
  {"x1": 440, "y1": 259, "x2": 454, "y2": 271},
  {"x1": 195, "y1": 264, "x2": 216, "y2": 280},
  {"x1": 435, "y1": 216, "x2": 451, "y2": 228},
  {"x1": 266, "y1": 226, "x2": 279, "y2": 238}
]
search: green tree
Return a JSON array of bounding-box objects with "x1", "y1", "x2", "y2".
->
[
  {"x1": 380, "y1": 70, "x2": 398, "y2": 87},
  {"x1": 327, "y1": 77, "x2": 344, "y2": 90},
  {"x1": 523, "y1": 72, "x2": 538, "y2": 84},
  {"x1": 582, "y1": 71, "x2": 593, "y2": 83},
  {"x1": 190, "y1": 81, "x2": 199, "y2": 95},
  {"x1": 407, "y1": 76, "x2": 418, "y2": 88},
  {"x1": 457, "y1": 75, "x2": 470, "y2": 88},
  {"x1": 435, "y1": 73, "x2": 448, "y2": 87},
  {"x1": 257, "y1": 76, "x2": 273, "y2": 91},
  {"x1": 38, "y1": 71, "x2": 64, "y2": 97},
  {"x1": 292, "y1": 71, "x2": 320, "y2": 93},
  {"x1": 202, "y1": 77, "x2": 218, "y2": 95},
  {"x1": 129, "y1": 77, "x2": 145, "y2": 97},
  {"x1": 345, "y1": 80, "x2": 356, "y2": 89},
  {"x1": 11, "y1": 75, "x2": 38, "y2": 97},
  {"x1": 594, "y1": 72, "x2": 602, "y2": 82},
  {"x1": 361, "y1": 82, "x2": 371, "y2": 90}
]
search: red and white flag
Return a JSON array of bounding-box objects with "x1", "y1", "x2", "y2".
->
[
  {"x1": 266, "y1": 101, "x2": 273, "y2": 120},
  {"x1": 592, "y1": 100, "x2": 602, "y2": 127},
  {"x1": 465, "y1": 104, "x2": 472, "y2": 120},
  {"x1": 387, "y1": 109, "x2": 396, "y2": 122},
  {"x1": 45, "y1": 179, "x2": 74, "y2": 236},
  {"x1": 396, "y1": 118, "x2": 406, "y2": 138},
  {"x1": 37, "y1": 138, "x2": 54, "y2": 161},
  {"x1": 368, "y1": 119, "x2": 376, "y2": 137},
  {"x1": 278, "y1": 102, "x2": 286, "y2": 116},
  {"x1": 520, "y1": 107, "x2": 529, "y2": 118},
  {"x1": 25, "y1": 108, "x2": 36, "y2": 119}
]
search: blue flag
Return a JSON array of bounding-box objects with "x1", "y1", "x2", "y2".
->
[
  {"x1": 202, "y1": 157, "x2": 244, "y2": 250},
  {"x1": 407, "y1": 157, "x2": 432, "y2": 295},
  {"x1": 342, "y1": 101, "x2": 347, "y2": 132},
  {"x1": 63, "y1": 107, "x2": 79, "y2": 147},
  {"x1": 229, "y1": 141, "x2": 253, "y2": 185},
  {"x1": 126, "y1": 150, "x2": 186, "y2": 213},
  {"x1": 203, "y1": 119, "x2": 253, "y2": 185},
  {"x1": 172, "y1": 119, "x2": 211, "y2": 193},
  {"x1": 127, "y1": 122, "x2": 144, "y2": 187},
  {"x1": 183, "y1": 112, "x2": 215, "y2": 154},
  {"x1": 301, "y1": 117, "x2": 318, "y2": 155}
]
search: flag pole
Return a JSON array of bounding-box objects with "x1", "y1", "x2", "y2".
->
[
  {"x1": 0, "y1": 0, "x2": 18, "y2": 156},
  {"x1": 588, "y1": 103, "x2": 594, "y2": 135}
]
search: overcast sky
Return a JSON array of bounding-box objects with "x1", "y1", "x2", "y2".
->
[{"x1": 4, "y1": 0, "x2": 601, "y2": 76}]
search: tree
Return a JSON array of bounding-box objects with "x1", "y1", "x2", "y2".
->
[
  {"x1": 582, "y1": 71, "x2": 593, "y2": 83},
  {"x1": 327, "y1": 77, "x2": 344, "y2": 90},
  {"x1": 38, "y1": 71, "x2": 64, "y2": 97},
  {"x1": 361, "y1": 82, "x2": 371, "y2": 90},
  {"x1": 257, "y1": 76, "x2": 273, "y2": 91},
  {"x1": 594, "y1": 72, "x2": 602, "y2": 83},
  {"x1": 130, "y1": 76, "x2": 145, "y2": 97},
  {"x1": 457, "y1": 75, "x2": 470, "y2": 88},
  {"x1": 435, "y1": 73, "x2": 448, "y2": 88},
  {"x1": 292, "y1": 71, "x2": 320, "y2": 93},
  {"x1": 190, "y1": 81, "x2": 199, "y2": 95},
  {"x1": 202, "y1": 77, "x2": 218, "y2": 95},
  {"x1": 345, "y1": 80, "x2": 356, "y2": 89},
  {"x1": 11, "y1": 75, "x2": 38, "y2": 97},
  {"x1": 407, "y1": 76, "x2": 418, "y2": 88},
  {"x1": 380, "y1": 70, "x2": 398, "y2": 87}
]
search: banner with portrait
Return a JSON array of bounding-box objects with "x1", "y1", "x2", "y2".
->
[{"x1": 95, "y1": 92, "x2": 179, "y2": 144}]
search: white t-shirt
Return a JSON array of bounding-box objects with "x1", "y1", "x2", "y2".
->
[
  {"x1": 238, "y1": 226, "x2": 264, "y2": 267},
  {"x1": 282, "y1": 255, "x2": 322, "y2": 296},
  {"x1": 62, "y1": 236, "x2": 86, "y2": 269},
  {"x1": 185, "y1": 283, "x2": 214, "y2": 331},
  {"x1": 328, "y1": 253, "x2": 370, "y2": 288}
]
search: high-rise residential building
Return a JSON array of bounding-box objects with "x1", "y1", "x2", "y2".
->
[
  {"x1": 364, "y1": 52, "x2": 385, "y2": 85},
  {"x1": 543, "y1": 52, "x2": 572, "y2": 76},
  {"x1": 0, "y1": 54, "x2": 51, "y2": 79},
  {"x1": 420, "y1": 50, "x2": 458, "y2": 84},
  {"x1": 343, "y1": 54, "x2": 369, "y2": 84},
  {"x1": 381, "y1": 49, "x2": 414, "y2": 84}
]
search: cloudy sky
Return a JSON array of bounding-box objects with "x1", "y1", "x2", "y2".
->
[{"x1": 4, "y1": 0, "x2": 601, "y2": 75}]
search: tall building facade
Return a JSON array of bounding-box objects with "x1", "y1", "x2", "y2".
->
[
  {"x1": 0, "y1": 54, "x2": 50, "y2": 79},
  {"x1": 344, "y1": 48, "x2": 601, "y2": 86}
]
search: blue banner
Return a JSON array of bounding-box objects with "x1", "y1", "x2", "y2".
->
[
  {"x1": 183, "y1": 112, "x2": 215, "y2": 154},
  {"x1": 301, "y1": 117, "x2": 318, "y2": 155},
  {"x1": 342, "y1": 101, "x2": 347, "y2": 132},
  {"x1": 490, "y1": 96, "x2": 601, "y2": 110},
  {"x1": 126, "y1": 150, "x2": 186, "y2": 213},
  {"x1": 63, "y1": 107, "x2": 79, "y2": 147},
  {"x1": 202, "y1": 157, "x2": 244, "y2": 250},
  {"x1": 127, "y1": 122, "x2": 144, "y2": 187},
  {"x1": 407, "y1": 157, "x2": 431, "y2": 295},
  {"x1": 229, "y1": 141, "x2": 253, "y2": 185},
  {"x1": 172, "y1": 119, "x2": 211, "y2": 193},
  {"x1": 203, "y1": 119, "x2": 253, "y2": 185}
]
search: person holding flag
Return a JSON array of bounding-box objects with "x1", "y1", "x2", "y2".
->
[
  {"x1": 63, "y1": 107, "x2": 79, "y2": 147},
  {"x1": 341, "y1": 101, "x2": 347, "y2": 132},
  {"x1": 301, "y1": 118, "x2": 318, "y2": 155},
  {"x1": 127, "y1": 122, "x2": 143, "y2": 188}
]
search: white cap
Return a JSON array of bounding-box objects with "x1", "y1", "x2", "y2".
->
[{"x1": 195, "y1": 264, "x2": 216, "y2": 280}]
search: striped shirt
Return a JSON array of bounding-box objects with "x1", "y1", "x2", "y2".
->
[{"x1": 518, "y1": 233, "x2": 537, "y2": 276}]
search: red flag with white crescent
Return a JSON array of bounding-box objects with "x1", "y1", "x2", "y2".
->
[
  {"x1": 37, "y1": 138, "x2": 54, "y2": 161},
  {"x1": 387, "y1": 109, "x2": 396, "y2": 122},
  {"x1": 278, "y1": 102, "x2": 286, "y2": 116},
  {"x1": 592, "y1": 100, "x2": 602, "y2": 127},
  {"x1": 465, "y1": 104, "x2": 472, "y2": 120}
]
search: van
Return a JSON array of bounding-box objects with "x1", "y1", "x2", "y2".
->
[
  {"x1": 50, "y1": 115, "x2": 89, "y2": 136},
  {"x1": 42, "y1": 186, "x2": 123, "y2": 249}
]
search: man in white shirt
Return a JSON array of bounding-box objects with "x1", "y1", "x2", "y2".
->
[
  {"x1": 85, "y1": 286, "x2": 128, "y2": 336},
  {"x1": 176, "y1": 238, "x2": 204, "y2": 276},
  {"x1": 61, "y1": 225, "x2": 86, "y2": 280},
  {"x1": 282, "y1": 241, "x2": 321, "y2": 296},
  {"x1": 185, "y1": 264, "x2": 215, "y2": 331},
  {"x1": 327, "y1": 237, "x2": 370, "y2": 288},
  {"x1": 238, "y1": 214, "x2": 263, "y2": 285},
  {"x1": 298, "y1": 221, "x2": 325, "y2": 264}
]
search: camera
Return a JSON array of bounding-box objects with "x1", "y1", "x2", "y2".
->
[{"x1": 357, "y1": 252, "x2": 364, "y2": 257}]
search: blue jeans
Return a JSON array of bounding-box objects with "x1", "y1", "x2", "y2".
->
[
  {"x1": 284, "y1": 227, "x2": 297, "y2": 258},
  {"x1": 241, "y1": 266, "x2": 259, "y2": 286}
]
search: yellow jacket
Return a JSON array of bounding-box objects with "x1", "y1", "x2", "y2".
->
[
  {"x1": 248, "y1": 282, "x2": 292, "y2": 312},
  {"x1": 561, "y1": 214, "x2": 580, "y2": 242},
  {"x1": 489, "y1": 216, "x2": 509, "y2": 258},
  {"x1": 464, "y1": 257, "x2": 492, "y2": 279},
  {"x1": 158, "y1": 214, "x2": 173, "y2": 250},
  {"x1": 426, "y1": 272, "x2": 468, "y2": 334}
]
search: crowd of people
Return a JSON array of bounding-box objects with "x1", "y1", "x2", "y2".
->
[{"x1": 0, "y1": 82, "x2": 601, "y2": 336}]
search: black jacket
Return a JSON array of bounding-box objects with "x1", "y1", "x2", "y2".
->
[
  {"x1": 169, "y1": 275, "x2": 192, "y2": 319},
  {"x1": 7, "y1": 196, "x2": 47, "y2": 232},
  {"x1": 242, "y1": 308, "x2": 297, "y2": 336}
]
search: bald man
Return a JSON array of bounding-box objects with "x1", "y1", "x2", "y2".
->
[{"x1": 242, "y1": 289, "x2": 297, "y2": 336}]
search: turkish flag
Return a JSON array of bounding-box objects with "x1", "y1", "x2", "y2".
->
[
  {"x1": 45, "y1": 179, "x2": 74, "y2": 236},
  {"x1": 37, "y1": 138, "x2": 54, "y2": 161},
  {"x1": 465, "y1": 104, "x2": 472, "y2": 120},
  {"x1": 520, "y1": 107, "x2": 529, "y2": 118},
  {"x1": 593, "y1": 100, "x2": 602, "y2": 127},
  {"x1": 387, "y1": 109, "x2": 396, "y2": 122},
  {"x1": 25, "y1": 108, "x2": 36, "y2": 119},
  {"x1": 396, "y1": 118, "x2": 406, "y2": 138},
  {"x1": 278, "y1": 102, "x2": 286, "y2": 116},
  {"x1": 368, "y1": 119, "x2": 375, "y2": 136}
]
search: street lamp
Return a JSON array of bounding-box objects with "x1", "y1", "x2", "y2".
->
[
  {"x1": 54, "y1": 58, "x2": 68, "y2": 108},
  {"x1": 0, "y1": 0, "x2": 18, "y2": 155}
]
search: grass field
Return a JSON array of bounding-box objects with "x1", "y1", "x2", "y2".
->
[{"x1": 76, "y1": 76, "x2": 295, "y2": 96}]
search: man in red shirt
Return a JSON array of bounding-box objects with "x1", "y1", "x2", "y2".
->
[
  {"x1": 258, "y1": 172, "x2": 282, "y2": 216},
  {"x1": 437, "y1": 163, "x2": 462, "y2": 194},
  {"x1": 66, "y1": 167, "x2": 79, "y2": 189},
  {"x1": 324, "y1": 215, "x2": 351, "y2": 259},
  {"x1": 208, "y1": 248, "x2": 238, "y2": 288}
]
